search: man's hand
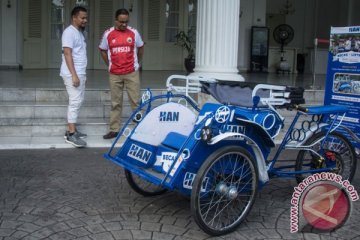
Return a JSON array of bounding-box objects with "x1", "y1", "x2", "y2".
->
[
  {"x1": 100, "y1": 50, "x2": 109, "y2": 66},
  {"x1": 72, "y1": 75, "x2": 80, "y2": 87}
]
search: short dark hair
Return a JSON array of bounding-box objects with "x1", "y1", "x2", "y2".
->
[
  {"x1": 71, "y1": 6, "x2": 87, "y2": 17},
  {"x1": 115, "y1": 8, "x2": 129, "y2": 19}
]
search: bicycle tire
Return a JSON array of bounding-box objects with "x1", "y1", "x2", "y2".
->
[
  {"x1": 295, "y1": 131, "x2": 357, "y2": 184},
  {"x1": 190, "y1": 146, "x2": 258, "y2": 236},
  {"x1": 124, "y1": 169, "x2": 168, "y2": 196}
]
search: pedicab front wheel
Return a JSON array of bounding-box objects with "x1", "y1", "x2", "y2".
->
[
  {"x1": 190, "y1": 146, "x2": 258, "y2": 236},
  {"x1": 124, "y1": 170, "x2": 167, "y2": 196}
]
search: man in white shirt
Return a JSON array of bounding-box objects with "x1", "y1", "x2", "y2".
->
[{"x1": 60, "y1": 6, "x2": 88, "y2": 148}]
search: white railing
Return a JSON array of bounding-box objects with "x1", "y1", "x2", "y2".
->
[{"x1": 166, "y1": 75, "x2": 217, "y2": 104}]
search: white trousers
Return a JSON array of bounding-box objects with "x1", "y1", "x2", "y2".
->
[{"x1": 62, "y1": 75, "x2": 86, "y2": 123}]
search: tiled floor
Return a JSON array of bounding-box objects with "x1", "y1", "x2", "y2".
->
[{"x1": 0, "y1": 69, "x2": 327, "y2": 90}]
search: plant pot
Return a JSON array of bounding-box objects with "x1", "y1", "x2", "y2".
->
[{"x1": 184, "y1": 58, "x2": 195, "y2": 73}]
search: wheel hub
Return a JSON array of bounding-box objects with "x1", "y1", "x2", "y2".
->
[
  {"x1": 216, "y1": 182, "x2": 228, "y2": 195},
  {"x1": 228, "y1": 186, "x2": 238, "y2": 200},
  {"x1": 216, "y1": 182, "x2": 238, "y2": 199}
]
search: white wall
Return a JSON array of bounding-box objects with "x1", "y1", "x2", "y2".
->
[{"x1": 1, "y1": 0, "x2": 18, "y2": 67}]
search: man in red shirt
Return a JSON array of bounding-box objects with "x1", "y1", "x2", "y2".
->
[{"x1": 99, "y1": 8, "x2": 144, "y2": 139}]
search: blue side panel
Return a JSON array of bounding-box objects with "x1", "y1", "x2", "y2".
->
[{"x1": 117, "y1": 140, "x2": 157, "y2": 168}]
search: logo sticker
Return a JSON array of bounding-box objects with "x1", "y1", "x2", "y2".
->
[
  {"x1": 159, "y1": 111, "x2": 179, "y2": 122},
  {"x1": 127, "y1": 143, "x2": 152, "y2": 164},
  {"x1": 220, "y1": 124, "x2": 245, "y2": 140},
  {"x1": 154, "y1": 152, "x2": 178, "y2": 173},
  {"x1": 183, "y1": 172, "x2": 209, "y2": 192}
]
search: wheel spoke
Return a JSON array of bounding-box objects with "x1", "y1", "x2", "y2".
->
[
  {"x1": 295, "y1": 132, "x2": 356, "y2": 183},
  {"x1": 192, "y1": 148, "x2": 258, "y2": 234}
]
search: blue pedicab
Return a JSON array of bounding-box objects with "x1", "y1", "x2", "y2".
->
[{"x1": 104, "y1": 75, "x2": 358, "y2": 236}]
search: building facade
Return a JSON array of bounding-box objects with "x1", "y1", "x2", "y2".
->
[{"x1": 0, "y1": 0, "x2": 359, "y2": 74}]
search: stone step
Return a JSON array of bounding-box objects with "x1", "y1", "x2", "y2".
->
[
  {"x1": 0, "y1": 88, "x2": 110, "y2": 102},
  {"x1": 0, "y1": 136, "x2": 124, "y2": 150},
  {"x1": 0, "y1": 101, "x2": 133, "y2": 119},
  {"x1": 0, "y1": 88, "x2": 165, "y2": 102},
  {"x1": 0, "y1": 117, "x2": 129, "y2": 149},
  {"x1": 0, "y1": 88, "x2": 325, "y2": 149},
  {"x1": 0, "y1": 118, "x2": 113, "y2": 137},
  {"x1": 0, "y1": 87, "x2": 323, "y2": 104},
  {"x1": 0, "y1": 102, "x2": 109, "y2": 119}
]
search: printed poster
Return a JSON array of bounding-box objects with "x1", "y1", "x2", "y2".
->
[{"x1": 324, "y1": 26, "x2": 360, "y2": 149}]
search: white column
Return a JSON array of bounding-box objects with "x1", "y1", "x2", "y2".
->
[{"x1": 191, "y1": 0, "x2": 244, "y2": 81}]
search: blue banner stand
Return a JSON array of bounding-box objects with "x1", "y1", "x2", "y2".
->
[{"x1": 324, "y1": 26, "x2": 360, "y2": 151}]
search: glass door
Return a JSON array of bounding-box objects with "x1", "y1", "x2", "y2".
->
[
  {"x1": 143, "y1": 0, "x2": 197, "y2": 70},
  {"x1": 48, "y1": 0, "x2": 65, "y2": 68},
  {"x1": 48, "y1": 0, "x2": 93, "y2": 68}
]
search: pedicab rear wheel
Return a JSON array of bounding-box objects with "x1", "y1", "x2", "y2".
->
[
  {"x1": 190, "y1": 146, "x2": 258, "y2": 236},
  {"x1": 295, "y1": 131, "x2": 357, "y2": 184},
  {"x1": 124, "y1": 170, "x2": 167, "y2": 196}
]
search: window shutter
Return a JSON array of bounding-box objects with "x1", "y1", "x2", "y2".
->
[
  {"x1": 28, "y1": 0, "x2": 42, "y2": 38},
  {"x1": 147, "y1": 0, "x2": 160, "y2": 40},
  {"x1": 99, "y1": 0, "x2": 113, "y2": 33}
]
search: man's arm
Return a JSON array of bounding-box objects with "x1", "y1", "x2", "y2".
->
[
  {"x1": 137, "y1": 46, "x2": 144, "y2": 64},
  {"x1": 100, "y1": 50, "x2": 109, "y2": 66},
  {"x1": 63, "y1": 47, "x2": 80, "y2": 87}
]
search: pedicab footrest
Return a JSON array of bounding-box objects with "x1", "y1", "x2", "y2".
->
[
  {"x1": 152, "y1": 132, "x2": 188, "y2": 175},
  {"x1": 161, "y1": 132, "x2": 187, "y2": 150},
  {"x1": 104, "y1": 153, "x2": 171, "y2": 186}
]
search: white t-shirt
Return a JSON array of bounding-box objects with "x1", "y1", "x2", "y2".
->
[{"x1": 60, "y1": 25, "x2": 87, "y2": 77}]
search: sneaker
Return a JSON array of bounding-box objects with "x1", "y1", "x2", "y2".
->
[
  {"x1": 65, "y1": 133, "x2": 87, "y2": 148},
  {"x1": 75, "y1": 130, "x2": 87, "y2": 138},
  {"x1": 103, "y1": 131, "x2": 118, "y2": 139},
  {"x1": 64, "y1": 130, "x2": 87, "y2": 139}
]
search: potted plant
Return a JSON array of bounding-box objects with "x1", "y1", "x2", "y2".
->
[{"x1": 175, "y1": 30, "x2": 195, "y2": 73}]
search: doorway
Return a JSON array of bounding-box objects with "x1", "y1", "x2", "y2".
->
[
  {"x1": 23, "y1": 0, "x2": 115, "y2": 69},
  {"x1": 48, "y1": 0, "x2": 93, "y2": 68},
  {"x1": 142, "y1": 0, "x2": 197, "y2": 70}
]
